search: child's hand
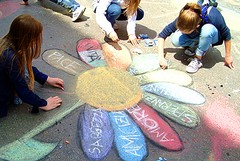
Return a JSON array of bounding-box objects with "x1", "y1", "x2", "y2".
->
[
  {"x1": 40, "y1": 96, "x2": 62, "y2": 111},
  {"x1": 159, "y1": 57, "x2": 168, "y2": 69},
  {"x1": 224, "y1": 55, "x2": 234, "y2": 69},
  {"x1": 47, "y1": 77, "x2": 64, "y2": 90},
  {"x1": 108, "y1": 31, "x2": 119, "y2": 42},
  {"x1": 128, "y1": 35, "x2": 138, "y2": 46}
]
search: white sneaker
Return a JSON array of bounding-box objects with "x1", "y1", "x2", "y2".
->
[
  {"x1": 186, "y1": 58, "x2": 203, "y2": 73},
  {"x1": 72, "y1": 5, "x2": 86, "y2": 22}
]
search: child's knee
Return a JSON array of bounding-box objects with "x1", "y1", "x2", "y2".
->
[
  {"x1": 171, "y1": 31, "x2": 183, "y2": 47},
  {"x1": 171, "y1": 38, "x2": 181, "y2": 47},
  {"x1": 108, "y1": 4, "x2": 121, "y2": 16},
  {"x1": 201, "y1": 24, "x2": 218, "y2": 37}
]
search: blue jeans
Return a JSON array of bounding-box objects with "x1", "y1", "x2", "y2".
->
[
  {"x1": 171, "y1": 24, "x2": 219, "y2": 57},
  {"x1": 53, "y1": 0, "x2": 80, "y2": 12},
  {"x1": 105, "y1": 3, "x2": 144, "y2": 26}
]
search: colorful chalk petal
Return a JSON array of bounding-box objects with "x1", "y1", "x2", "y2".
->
[
  {"x1": 42, "y1": 49, "x2": 90, "y2": 76},
  {"x1": 0, "y1": 1, "x2": 22, "y2": 20},
  {"x1": 143, "y1": 92, "x2": 200, "y2": 128},
  {"x1": 78, "y1": 104, "x2": 114, "y2": 161},
  {"x1": 127, "y1": 102, "x2": 183, "y2": 151},
  {"x1": 88, "y1": 58, "x2": 107, "y2": 67},
  {"x1": 109, "y1": 111, "x2": 147, "y2": 161},
  {"x1": 78, "y1": 50, "x2": 106, "y2": 67},
  {"x1": 77, "y1": 38, "x2": 106, "y2": 67},
  {"x1": 102, "y1": 42, "x2": 132, "y2": 71},
  {"x1": 135, "y1": 69, "x2": 193, "y2": 86},
  {"x1": 142, "y1": 82, "x2": 205, "y2": 105},
  {"x1": 0, "y1": 138, "x2": 57, "y2": 161},
  {"x1": 76, "y1": 67, "x2": 142, "y2": 111},
  {"x1": 128, "y1": 53, "x2": 160, "y2": 75},
  {"x1": 77, "y1": 38, "x2": 102, "y2": 52}
]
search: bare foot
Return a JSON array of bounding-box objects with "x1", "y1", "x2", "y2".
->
[{"x1": 20, "y1": 1, "x2": 29, "y2": 5}]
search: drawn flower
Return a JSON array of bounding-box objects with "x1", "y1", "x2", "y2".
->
[{"x1": 75, "y1": 41, "x2": 204, "y2": 161}]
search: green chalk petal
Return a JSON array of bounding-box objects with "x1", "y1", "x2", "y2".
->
[
  {"x1": 0, "y1": 100, "x2": 84, "y2": 161},
  {"x1": 0, "y1": 138, "x2": 57, "y2": 161}
]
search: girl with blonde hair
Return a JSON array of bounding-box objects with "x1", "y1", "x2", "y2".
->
[
  {"x1": 93, "y1": 0, "x2": 144, "y2": 45},
  {"x1": 0, "y1": 14, "x2": 64, "y2": 117},
  {"x1": 158, "y1": 2, "x2": 234, "y2": 73}
]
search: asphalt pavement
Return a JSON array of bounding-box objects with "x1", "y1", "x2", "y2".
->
[{"x1": 0, "y1": 0, "x2": 240, "y2": 161}]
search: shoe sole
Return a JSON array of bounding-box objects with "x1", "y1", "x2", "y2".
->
[{"x1": 72, "y1": 7, "x2": 86, "y2": 22}]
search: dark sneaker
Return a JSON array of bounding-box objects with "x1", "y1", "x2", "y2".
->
[
  {"x1": 186, "y1": 58, "x2": 203, "y2": 73},
  {"x1": 184, "y1": 48, "x2": 195, "y2": 56}
]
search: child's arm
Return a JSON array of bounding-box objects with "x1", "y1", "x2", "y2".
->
[
  {"x1": 158, "y1": 37, "x2": 168, "y2": 69},
  {"x1": 4, "y1": 51, "x2": 47, "y2": 108},
  {"x1": 157, "y1": 19, "x2": 178, "y2": 69},
  {"x1": 33, "y1": 66, "x2": 64, "y2": 90}
]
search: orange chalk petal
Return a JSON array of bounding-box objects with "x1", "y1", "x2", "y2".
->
[{"x1": 102, "y1": 42, "x2": 132, "y2": 71}]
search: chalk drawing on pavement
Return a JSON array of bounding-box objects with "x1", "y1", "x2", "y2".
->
[{"x1": 0, "y1": 1, "x2": 22, "y2": 20}]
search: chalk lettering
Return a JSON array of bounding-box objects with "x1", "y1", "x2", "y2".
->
[
  {"x1": 120, "y1": 135, "x2": 142, "y2": 148},
  {"x1": 88, "y1": 108, "x2": 104, "y2": 154},
  {"x1": 143, "y1": 117, "x2": 158, "y2": 131},
  {"x1": 147, "y1": 96, "x2": 169, "y2": 110},
  {"x1": 145, "y1": 85, "x2": 171, "y2": 97},
  {"x1": 91, "y1": 117, "x2": 103, "y2": 128},
  {"x1": 169, "y1": 106, "x2": 186, "y2": 118},
  {"x1": 90, "y1": 128, "x2": 102, "y2": 139},
  {"x1": 91, "y1": 109, "x2": 103, "y2": 128},
  {"x1": 88, "y1": 147, "x2": 101, "y2": 154},
  {"x1": 129, "y1": 105, "x2": 175, "y2": 142},
  {"x1": 129, "y1": 105, "x2": 159, "y2": 131},
  {"x1": 184, "y1": 113, "x2": 195, "y2": 123},
  {"x1": 125, "y1": 148, "x2": 142, "y2": 156},
  {"x1": 127, "y1": 105, "x2": 141, "y2": 113},
  {"x1": 46, "y1": 51, "x2": 86, "y2": 74},
  {"x1": 64, "y1": 61, "x2": 80, "y2": 74},
  {"x1": 128, "y1": 105, "x2": 149, "y2": 121},
  {"x1": 87, "y1": 50, "x2": 102, "y2": 62},
  {"x1": 144, "y1": 94, "x2": 197, "y2": 124},
  {"x1": 47, "y1": 51, "x2": 63, "y2": 60},
  {"x1": 112, "y1": 112, "x2": 139, "y2": 134},
  {"x1": 120, "y1": 135, "x2": 142, "y2": 156},
  {"x1": 91, "y1": 139, "x2": 104, "y2": 148},
  {"x1": 150, "y1": 129, "x2": 174, "y2": 142},
  {"x1": 160, "y1": 133, "x2": 174, "y2": 142},
  {"x1": 112, "y1": 112, "x2": 131, "y2": 127}
]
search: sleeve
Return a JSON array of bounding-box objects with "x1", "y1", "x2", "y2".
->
[
  {"x1": 208, "y1": 7, "x2": 231, "y2": 41},
  {"x1": 158, "y1": 18, "x2": 178, "y2": 39},
  {"x1": 126, "y1": 13, "x2": 137, "y2": 36},
  {"x1": 95, "y1": 0, "x2": 115, "y2": 36},
  {"x1": 33, "y1": 66, "x2": 48, "y2": 85},
  {"x1": 5, "y1": 51, "x2": 47, "y2": 108}
]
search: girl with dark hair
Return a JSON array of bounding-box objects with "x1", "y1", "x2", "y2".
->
[{"x1": 0, "y1": 14, "x2": 64, "y2": 118}]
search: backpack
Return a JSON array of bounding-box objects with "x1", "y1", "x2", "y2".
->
[
  {"x1": 201, "y1": 4, "x2": 210, "y2": 23},
  {"x1": 200, "y1": 0, "x2": 218, "y2": 23}
]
